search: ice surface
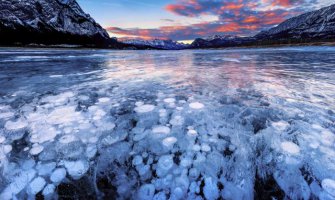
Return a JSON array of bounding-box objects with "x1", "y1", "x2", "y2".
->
[{"x1": 0, "y1": 48, "x2": 335, "y2": 199}]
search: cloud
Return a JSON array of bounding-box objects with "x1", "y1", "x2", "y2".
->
[{"x1": 107, "y1": 0, "x2": 326, "y2": 41}]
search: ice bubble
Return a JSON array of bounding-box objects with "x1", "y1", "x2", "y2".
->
[
  {"x1": 164, "y1": 98, "x2": 176, "y2": 103},
  {"x1": 187, "y1": 129, "x2": 197, "y2": 137},
  {"x1": 162, "y1": 137, "x2": 177, "y2": 149},
  {"x1": 4, "y1": 119, "x2": 27, "y2": 131},
  {"x1": 135, "y1": 104, "x2": 155, "y2": 113},
  {"x1": 157, "y1": 155, "x2": 174, "y2": 177},
  {"x1": 322, "y1": 179, "x2": 335, "y2": 197},
  {"x1": 59, "y1": 135, "x2": 77, "y2": 144},
  {"x1": 42, "y1": 184, "x2": 55, "y2": 196},
  {"x1": 170, "y1": 116, "x2": 184, "y2": 126},
  {"x1": 172, "y1": 187, "x2": 183, "y2": 199},
  {"x1": 27, "y1": 177, "x2": 46, "y2": 195},
  {"x1": 0, "y1": 112, "x2": 14, "y2": 119},
  {"x1": 50, "y1": 168, "x2": 67, "y2": 183},
  {"x1": 138, "y1": 184, "x2": 155, "y2": 200},
  {"x1": 0, "y1": 136, "x2": 5, "y2": 144},
  {"x1": 204, "y1": 177, "x2": 219, "y2": 200},
  {"x1": 135, "y1": 101, "x2": 144, "y2": 107},
  {"x1": 189, "y1": 168, "x2": 200, "y2": 180},
  {"x1": 152, "y1": 126, "x2": 171, "y2": 135},
  {"x1": 86, "y1": 145, "x2": 97, "y2": 159},
  {"x1": 64, "y1": 160, "x2": 89, "y2": 180},
  {"x1": 30, "y1": 145, "x2": 44, "y2": 156},
  {"x1": 133, "y1": 155, "x2": 143, "y2": 166},
  {"x1": 272, "y1": 121, "x2": 289, "y2": 131},
  {"x1": 98, "y1": 97, "x2": 110, "y2": 103},
  {"x1": 192, "y1": 145, "x2": 201, "y2": 151},
  {"x1": 180, "y1": 157, "x2": 192, "y2": 168},
  {"x1": 36, "y1": 162, "x2": 56, "y2": 176},
  {"x1": 281, "y1": 141, "x2": 300, "y2": 155},
  {"x1": 0, "y1": 169, "x2": 36, "y2": 199},
  {"x1": 22, "y1": 160, "x2": 36, "y2": 170},
  {"x1": 47, "y1": 106, "x2": 82, "y2": 125},
  {"x1": 30, "y1": 125, "x2": 58, "y2": 143},
  {"x1": 2, "y1": 145, "x2": 12, "y2": 154},
  {"x1": 201, "y1": 144, "x2": 211, "y2": 152},
  {"x1": 189, "y1": 102, "x2": 204, "y2": 109}
]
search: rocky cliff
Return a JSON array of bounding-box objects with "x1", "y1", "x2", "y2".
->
[{"x1": 0, "y1": 0, "x2": 120, "y2": 47}]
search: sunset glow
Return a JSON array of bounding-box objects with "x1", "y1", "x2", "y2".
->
[{"x1": 78, "y1": 0, "x2": 332, "y2": 41}]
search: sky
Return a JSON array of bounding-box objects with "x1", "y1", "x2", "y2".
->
[{"x1": 77, "y1": 0, "x2": 333, "y2": 43}]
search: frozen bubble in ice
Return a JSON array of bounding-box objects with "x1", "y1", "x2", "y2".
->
[
  {"x1": 59, "y1": 135, "x2": 77, "y2": 144},
  {"x1": 2, "y1": 145, "x2": 12, "y2": 154},
  {"x1": 30, "y1": 145, "x2": 44, "y2": 156},
  {"x1": 152, "y1": 126, "x2": 171, "y2": 135},
  {"x1": 22, "y1": 160, "x2": 36, "y2": 170},
  {"x1": 162, "y1": 137, "x2": 177, "y2": 149},
  {"x1": 135, "y1": 104, "x2": 155, "y2": 113},
  {"x1": 180, "y1": 157, "x2": 192, "y2": 168},
  {"x1": 64, "y1": 160, "x2": 89, "y2": 180},
  {"x1": 30, "y1": 126, "x2": 58, "y2": 143},
  {"x1": 138, "y1": 184, "x2": 155, "y2": 200},
  {"x1": 157, "y1": 155, "x2": 174, "y2": 177},
  {"x1": 172, "y1": 187, "x2": 183, "y2": 199},
  {"x1": 322, "y1": 179, "x2": 335, "y2": 197},
  {"x1": 47, "y1": 106, "x2": 82, "y2": 124},
  {"x1": 0, "y1": 169, "x2": 36, "y2": 199},
  {"x1": 189, "y1": 102, "x2": 204, "y2": 109},
  {"x1": 204, "y1": 177, "x2": 219, "y2": 200},
  {"x1": 86, "y1": 145, "x2": 97, "y2": 159},
  {"x1": 98, "y1": 97, "x2": 110, "y2": 103},
  {"x1": 272, "y1": 121, "x2": 289, "y2": 131},
  {"x1": 27, "y1": 177, "x2": 46, "y2": 195},
  {"x1": 42, "y1": 184, "x2": 55, "y2": 196},
  {"x1": 189, "y1": 168, "x2": 199, "y2": 180},
  {"x1": 0, "y1": 136, "x2": 5, "y2": 144},
  {"x1": 281, "y1": 141, "x2": 300, "y2": 155},
  {"x1": 132, "y1": 155, "x2": 143, "y2": 166},
  {"x1": 164, "y1": 98, "x2": 176, "y2": 103},
  {"x1": 50, "y1": 168, "x2": 67, "y2": 183},
  {"x1": 201, "y1": 144, "x2": 211, "y2": 152},
  {"x1": 135, "y1": 101, "x2": 144, "y2": 107},
  {"x1": 4, "y1": 119, "x2": 27, "y2": 131},
  {"x1": 0, "y1": 112, "x2": 14, "y2": 119},
  {"x1": 170, "y1": 116, "x2": 184, "y2": 126},
  {"x1": 187, "y1": 129, "x2": 197, "y2": 137},
  {"x1": 36, "y1": 162, "x2": 56, "y2": 176},
  {"x1": 192, "y1": 145, "x2": 201, "y2": 152}
]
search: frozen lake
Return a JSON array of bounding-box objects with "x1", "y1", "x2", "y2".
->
[{"x1": 0, "y1": 47, "x2": 334, "y2": 199}]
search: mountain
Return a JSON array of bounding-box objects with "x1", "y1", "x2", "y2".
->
[
  {"x1": 191, "y1": 35, "x2": 256, "y2": 48},
  {"x1": 0, "y1": 0, "x2": 122, "y2": 48},
  {"x1": 121, "y1": 39, "x2": 189, "y2": 50},
  {"x1": 190, "y1": 4, "x2": 335, "y2": 48},
  {"x1": 256, "y1": 4, "x2": 335, "y2": 41}
]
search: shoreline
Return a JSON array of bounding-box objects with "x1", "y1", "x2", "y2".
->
[{"x1": 1, "y1": 41, "x2": 335, "y2": 51}]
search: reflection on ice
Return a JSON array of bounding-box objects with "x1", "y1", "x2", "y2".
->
[{"x1": 0, "y1": 47, "x2": 334, "y2": 199}]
